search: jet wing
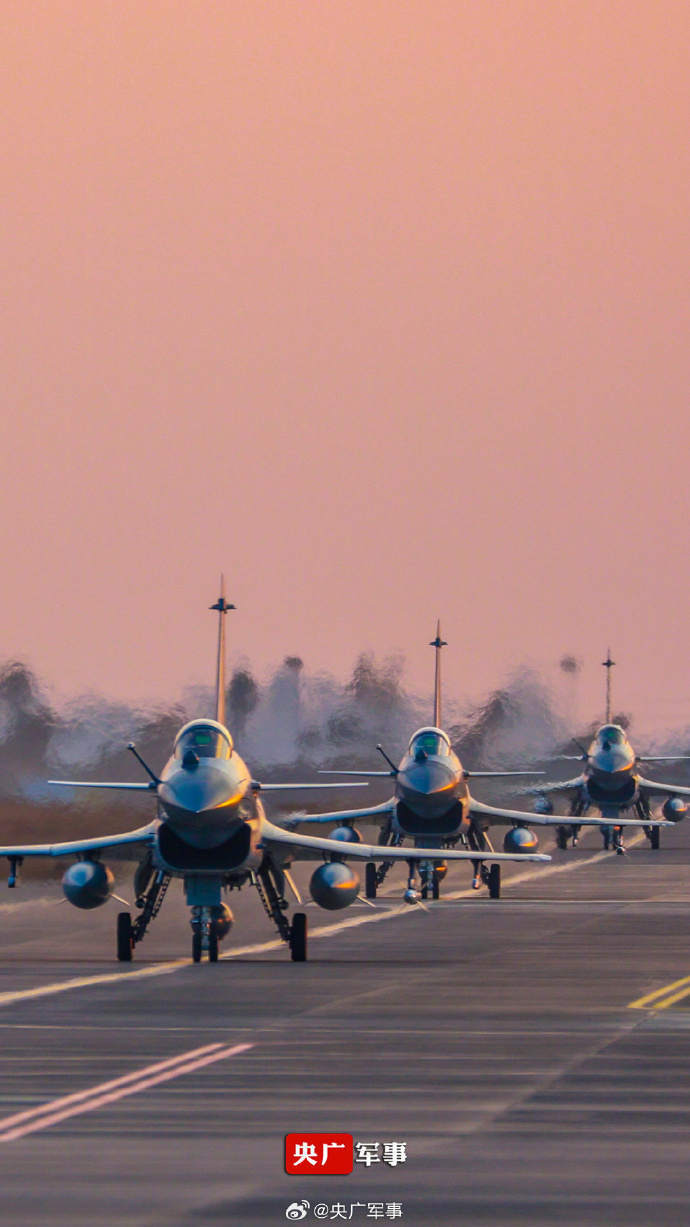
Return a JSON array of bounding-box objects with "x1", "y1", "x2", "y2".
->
[
  {"x1": 49, "y1": 780, "x2": 156, "y2": 792},
  {"x1": 469, "y1": 799, "x2": 670, "y2": 829},
  {"x1": 318, "y1": 770, "x2": 396, "y2": 778},
  {"x1": 466, "y1": 771, "x2": 544, "y2": 779},
  {"x1": 319, "y1": 770, "x2": 545, "y2": 780},
  {"x1": 50, "y1": 779, "x2": 369, "y2": 794},
  {"x1": 0, "y1": 823, "x2": 157, "y2": 860},
  {"x1": 638, "y1": 757, "x2": 690, "y2": 763},
  {"x1": 280, "y1": 800, "x2": 396, "y2": 829},
  {"x1": 260, "y1": 818, "x2": 550, "y2": 863},
  {"x1": 256, "y1": 781, "x2": 369, "y2": 791},
  {"x1": 638, "y1": 776, "x2": 690, "y2": 799}
]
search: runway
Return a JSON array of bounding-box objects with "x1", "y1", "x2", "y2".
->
[{"x1": 0, "y1": 822, "x2": 690, "y2": 1226}]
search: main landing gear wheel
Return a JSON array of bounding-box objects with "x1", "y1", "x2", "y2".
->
[
  {"x1": 649, "y1": 826, "x2": 660, "y2": 851},
  {"x1": 208, "y1": 930, "x2": 219, "y2": 963},
  {"x1": 488, "y1": 864, "x2": 501, "y2": 899},
  {"x1": 289, "y1": 912, "x2": 308, "y2": 962},
  {"x1": 365, "y1": 863, "x2": 377, "y2": 899},
  {"x1": 556, "y1": 826, "x2": 569, "y2": 851},
  {"x1": 116, "y1": 912, "x2": 133, "y2": 962},
  {"x1": 421, "y1": 874, "x2": 441, "y2": 901},
  {"x1": 192, "y1": 929, "x2": 202, "y2": 963}
]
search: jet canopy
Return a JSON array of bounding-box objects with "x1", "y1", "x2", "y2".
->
[
  {"x1": 409, "y1": 727, "x2": 451, "y2": 759},
  {"x1": 174, "y1": 719, "x2": 234, "y2": 761},
  {"x1": 595, "y1": 724, "x2": 627, "y2": 749}
]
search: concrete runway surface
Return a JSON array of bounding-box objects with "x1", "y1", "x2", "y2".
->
[{"x1": 0, "y1": 822, "x2": 689, "y2": 1226}]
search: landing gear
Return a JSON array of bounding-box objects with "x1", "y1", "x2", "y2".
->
[
  {"x1": 557, "y1": 800, "x2": 588, "y2": 850},
  {"x1": 420, "y1": 866, "x2": 442, "y2": 901},
  {"x1": 469, "y1": 822, "x2": 489, "y2": 890},
  {"x1": 469, "y1": 827, "x2": 501, "y2": 898},
  {"x1": 116, "y1": 911, "x2": 133, "y2": 962},
  {"x1": 190, "y1": 907, "x2": 222, "y2": 962},
  {"x1": 613, "y1": 826, "x2": 626, "y2": 855},
  {"x1": 116, "y1": 870, "x2": 171, "y2": 961},
  {"x1": 637, "y1": 798, "x2": 660, "y2": 850},
  {"x1": 255, "y1": 862, "x2": 309, "y2": 961},
  {"x1": 289, "y1": 912, "x2": 308, "y2": 962},
  {"x1": 487, "y1": 864, "x2": 501, "y2": 899},
  {"x1": 365, "y1": 829, "x2": 398, "y2": 898},
  {"x1": 365, "y1": 855, "x2": 397, "y2": 898}
]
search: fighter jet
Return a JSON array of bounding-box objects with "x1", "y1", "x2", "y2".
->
[
  {"x1": 303, "y1": 628, "x2": 668, "y2": 895},
  {"x1": 0, "y1": 588, "x2": 551, "y2": 962},
  {"x1": 532, "y1": 653, "x2": 690, "y2": 854}
]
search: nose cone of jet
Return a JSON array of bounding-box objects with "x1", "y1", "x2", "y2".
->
[
  {"x1": 397, "y1": 759, "x2": 458, "y2": 817},
  {"x1": 593, "y1": 745, "x2": 635, "y2": 776},
  {"x1": 159, "y1": 761, "x2": 249, "y2": 847}
]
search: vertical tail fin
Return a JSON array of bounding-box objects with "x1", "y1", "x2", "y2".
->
[
  {"x1": 602, "y1": 649, "x2": 615, "y2": 724},
  {"x1": 209, "y1": 576, "x2": 236, "y2": 726},
  {"x1": 429, "y1": 620, "x2": 447, "y2": 728}
]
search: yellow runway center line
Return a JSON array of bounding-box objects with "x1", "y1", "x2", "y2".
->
[
  {"x1": 648, "y1": 984, "x2": 690, "y2": 1011},
  {"x1": 628, "y1": 975, "x2": 690, "y2": 1010}
]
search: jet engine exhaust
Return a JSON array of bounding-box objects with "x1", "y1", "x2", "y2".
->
[
  {"x1": 62, "y1": 861, "x2": 114, "y2": 909},
  {"x1": 310, "y1": 862, "x2": 360, "y2": 910}
]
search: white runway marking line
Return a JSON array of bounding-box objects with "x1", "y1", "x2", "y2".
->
[
  {"x1": 0, "y1": 939, "x2": 291, "y2": 1009},
  {"x1": 0, "y1": 1041, "x2": 253, "y2": 1142},
  {"x1": 0, "y1": 962, "x2": 190, "y2": 1007}
]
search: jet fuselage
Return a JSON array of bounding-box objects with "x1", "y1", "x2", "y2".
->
[
  {"x1": 580, "y1": 724, "x2": 639, "y2": 811},
  {"x1": 152, "y1": 719, "x2": 265, "y2": 884},
  {"x1": 392, "y1": 726, "x2": 470, "y2": 841},
  {"x1": 157, "y1": 718, "x2": 256, "y2": 849}
]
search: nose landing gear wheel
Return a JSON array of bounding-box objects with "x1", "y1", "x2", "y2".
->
[
  {"x1": 488, "y1": 864, "x2": 501, "y2": 899},
  {"x1": 117, "y1": 912, "x2": 133, "y2": 962},
  {"x1": 289, "y1": 912, "x2": 308, "y2": 962},
  {"x1": 365, "y1": 863, "x2": 377, "y2": 899}
]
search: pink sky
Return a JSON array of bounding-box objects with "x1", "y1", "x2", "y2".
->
[{"x1": 2, "y1": 2, "x2": 690, "y2": 732}]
